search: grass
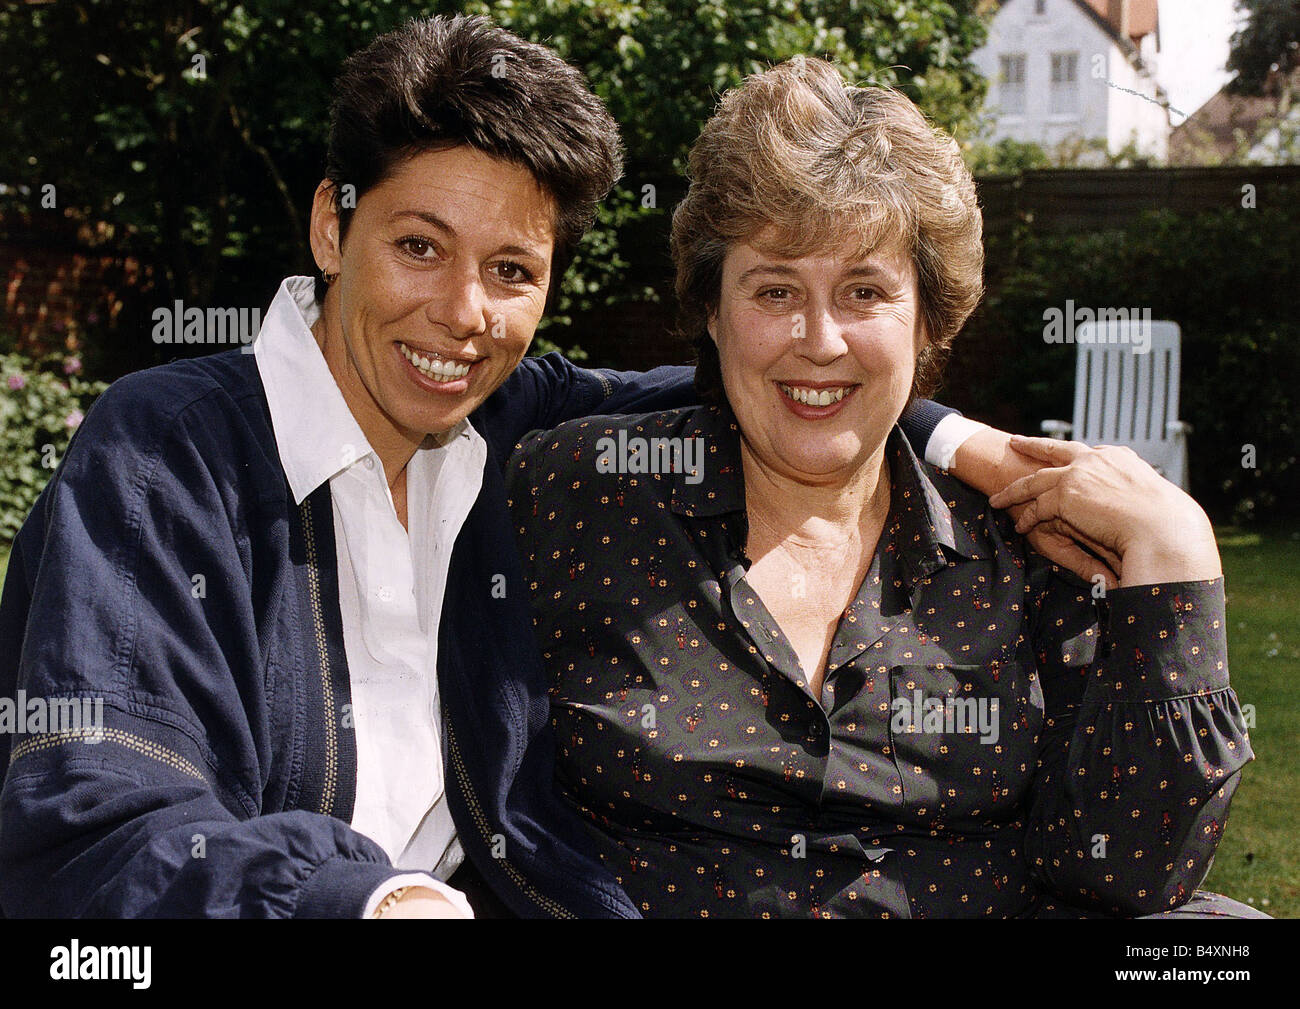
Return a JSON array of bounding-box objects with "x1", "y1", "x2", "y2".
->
[
  {"x1": 0, "y1": 530, "x2": 1293, "y2": 916},
  {"x1": 1200, "y1": 526, "x2": 1300, "y2": 918}
]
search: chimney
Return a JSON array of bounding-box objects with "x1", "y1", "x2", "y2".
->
[{"x1": 1106, "y1": 0, "x2": 1131, "y2": 41}]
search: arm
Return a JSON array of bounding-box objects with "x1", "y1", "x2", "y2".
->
[
  {"x1": 481, "y1": 352, "x2": 957, "y2": 462},
  {"x1": 475, "y1": 352, "x2": 695, "y2": 456},
  {"x1": 1006, "y1": 443, "x2": 1244, "y2": 913},
  {"x1": 0, "y1": 380, "x2": 411, "y2": 917},
  {"x1": 1022, "y1": 570, "x2": 1251, "y2": 915}
]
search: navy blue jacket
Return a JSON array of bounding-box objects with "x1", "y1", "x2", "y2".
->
[{"x1": 0, "y1": 348, "x2": 950, "y2": 918}]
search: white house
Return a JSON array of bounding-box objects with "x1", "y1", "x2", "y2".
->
[{"x1": 971, "y1": 0, "x2": 1170, "y2": 162}]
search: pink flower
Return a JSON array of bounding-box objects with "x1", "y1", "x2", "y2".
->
[
  {"x1": 6, "y1": 374, "x2": 24, "y2": 390},
  {"x1": 65, "y1": 409, "x2": 84, "y2": 429},
  {"x1": 63, "y1": 357, "x2": 82, "y2": 375}
]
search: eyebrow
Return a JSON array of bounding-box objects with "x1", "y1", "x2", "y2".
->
[
  {"x1": 735, "y1": 261, "x2": 900, "y2": 285},
  {"x1": 388, "y1": 210, "x2": 549, "y2": 262}
]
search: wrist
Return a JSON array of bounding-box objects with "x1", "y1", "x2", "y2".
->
[
  {"x1": 949, "y1": 426, "x2": 1023, "y2": 495},
  {"x1": 1118, "y1": 509, "x2": 1220, "y2": 586},
  {"x1": 927, "y1": 415, "x2": 990, "y2": 475},
  {"x1": 373, "y1": 885, "x2": 466, "y2": 919},
  {"x1": 372, "y1": 885, "x2": 416, "y2": 918}
]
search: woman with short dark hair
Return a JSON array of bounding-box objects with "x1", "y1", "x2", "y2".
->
[{"x1": 0, "y1": 13, "x2": 710, "y2": 920}]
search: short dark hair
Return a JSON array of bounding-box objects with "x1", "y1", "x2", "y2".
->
[{"x1": 315, "y1": 14, "x2": 623, "y2": 303}]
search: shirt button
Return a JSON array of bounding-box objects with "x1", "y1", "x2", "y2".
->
[
  {"x1": 376, "y1": 585, "x2": 394, "y2": 602},
  {"x1": 364, "y1": 457, "x2": 375, "y2": 470}
]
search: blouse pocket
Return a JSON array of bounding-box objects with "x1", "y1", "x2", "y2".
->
[{"x1": 887, "y1": 661, "x2": 1044, "y2": 822}]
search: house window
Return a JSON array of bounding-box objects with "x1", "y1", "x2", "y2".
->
[
  {"x1": 1050, "y1": 51, "x2": 1080, "y2": 114},
  {"x1": 999, "y1": 54, "x2": 1027, "y2": 115}
]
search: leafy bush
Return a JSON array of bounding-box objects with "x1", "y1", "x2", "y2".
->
[
  {"x1": 945, "y1": 189, "x2": 1300, "y2": 524},
  {"x1": 0, "y1": 352, "x2": 108, "y2": 542},
  {"x1": 0, "y1": 0, "x2": 989, "y2": 381}
]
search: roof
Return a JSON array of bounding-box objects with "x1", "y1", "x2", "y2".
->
[
  {"x1": 1081, "y1": 0, "x2": 1158, "y2": 45},
  {"x1": 1168, "y1": 76, "x2": 1296, "y2": 163},
  {"x1": 989, "y1": 1, "x2": 1159, "y2": 53}
]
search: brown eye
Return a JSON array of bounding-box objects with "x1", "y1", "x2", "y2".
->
[
  {"x1": 398, "y1": 237, "x2": 436, "y2": 260},
  {"x1": 495, "y1": 260, "x2": 536, "y2": 284}
]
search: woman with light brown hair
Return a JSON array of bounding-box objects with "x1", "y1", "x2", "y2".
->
[{"x1": 509, "y1": 56, "x2": 1263, "y2": 918}]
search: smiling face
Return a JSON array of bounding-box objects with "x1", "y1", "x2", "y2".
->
[
  {"x1": 708, "y1": 231, "x2": 926, "y2": 484},
  {"x1": 309, "y1": 144, "x2": 554, "y2": 453}
]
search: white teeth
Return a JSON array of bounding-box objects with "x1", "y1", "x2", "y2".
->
[
  {"x1": 400, "y1": 343, "x2": 472, "y2": 382},
  {"x1": 779, "y1": 384, "x2": 850, "y2": 406}
]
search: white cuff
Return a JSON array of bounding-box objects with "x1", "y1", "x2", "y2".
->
[
  {"x1": 926, "y1": 414, "x2": 990, "y2": 473},
  {"x1": 362, "y1": 872, "x2": 476, "y2": 919}
]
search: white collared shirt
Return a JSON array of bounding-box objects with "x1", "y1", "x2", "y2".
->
[{"x1": 254, "y1": 276, "x2": 483, "y2": 917}]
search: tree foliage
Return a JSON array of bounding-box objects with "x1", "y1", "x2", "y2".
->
[
  {"x1": 1226, "y1": 0, "x2": 1300, "y2": 95},
  {"x1": 0, "y1": 0, "x2": 988, "y2": 372}
]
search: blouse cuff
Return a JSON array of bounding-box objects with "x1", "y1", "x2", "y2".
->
[{"x1": 1093, "y1": 577, "x2": 1230, "y2": 701}]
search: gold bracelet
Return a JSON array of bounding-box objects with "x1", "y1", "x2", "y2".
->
[{"x1": 372, "y1": 885, "x2": 411, "y2": 918}]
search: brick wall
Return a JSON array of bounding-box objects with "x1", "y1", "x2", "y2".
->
[{"x1": 0, "y1": 211, "x2": 156, "y2": 361}]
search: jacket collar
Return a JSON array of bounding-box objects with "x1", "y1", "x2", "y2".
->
[{"x1": 669, "y1": 402, "x2": 979, "y2": 590}]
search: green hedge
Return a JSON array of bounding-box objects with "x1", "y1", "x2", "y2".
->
[
  {"x1": 945, "y1": 191, "x2": 1300, "y2": 524},
  {"x1": 0, "y1": 353, "x2": 108, "y2": 542}
]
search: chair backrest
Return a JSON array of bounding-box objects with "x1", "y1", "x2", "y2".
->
[{"x1": 1071, "y1": 319, "x2": 1181, "y2": 447}]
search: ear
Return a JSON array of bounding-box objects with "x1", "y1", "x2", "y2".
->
[
  {"x1": 912, "y1": 311, "x2": 929, "y2": 358},
  {"x1": 706, "y1": 307, "x2": 719, "y2": 345},
  {"x1": 309, "y1": 180, "x2": 343, "y2": 276}
]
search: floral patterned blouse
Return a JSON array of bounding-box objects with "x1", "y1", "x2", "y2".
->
[{"x1": 506, "y1": 404, "x2": 1254, "y2": 918}]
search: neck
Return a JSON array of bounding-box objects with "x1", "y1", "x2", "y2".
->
[
  {"x1": 311, "y1": 298, "x2": 422, "y2": 491},
  {"x1": 740, "y1": 439, "x2": 892, "y2": 548}
]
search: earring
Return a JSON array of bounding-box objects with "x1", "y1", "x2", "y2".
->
[{"x1": 321, "y1": 269, "x2": 339, "y2": 286}]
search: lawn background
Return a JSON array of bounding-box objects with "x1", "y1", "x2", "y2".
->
[{"x1": 1202, "y1": 526, "x2": 1300, "y2": 918}]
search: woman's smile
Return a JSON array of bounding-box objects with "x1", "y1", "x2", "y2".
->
[
  {"x1": 396, "y1": 341, "x2": 482, "y2": 394},
  {"x1": 775, "y1": 380, "x2": 860, "y2": 418}
]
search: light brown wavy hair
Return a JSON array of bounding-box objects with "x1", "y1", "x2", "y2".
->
[{"x1": 671, "y1": 56, "x2": 984, "y2": 403}]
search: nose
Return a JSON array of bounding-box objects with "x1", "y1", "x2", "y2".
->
[
  {"x1": 796, "y1": 304, "x2": 848, "y2": 365},
  {"x1": 429, "y1": 264, "x2": 490, "y2": 340}
]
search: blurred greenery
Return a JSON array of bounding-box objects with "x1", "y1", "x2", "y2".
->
[
  {"x1": 0, "y1": 353, "x2": 108, "y2": 543},
  {"x1": 1226, "y1": 0, "x2": 1300, "y2": 96},
  {"x1": 946, "y1": 187, "x2": 1300, "y2": 524},
  {"x1": 0, "y1": 0, "x2": 989, "y2": 375},
  {"x1": 964, "y1": 135, "x2": 1162, "y2": 172}
]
